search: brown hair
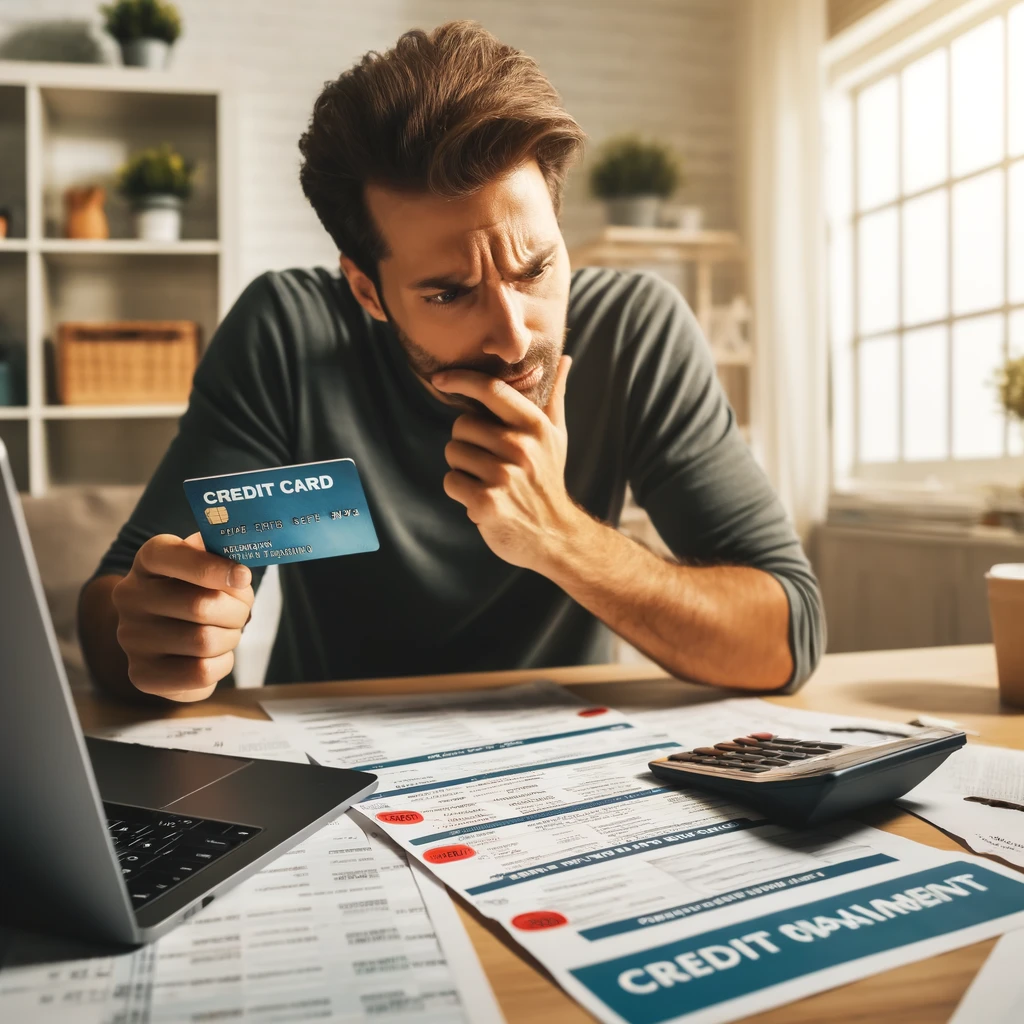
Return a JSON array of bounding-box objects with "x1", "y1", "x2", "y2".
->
[{"x1": 298, "y1": 21, "x2": 586, "y2": 284}]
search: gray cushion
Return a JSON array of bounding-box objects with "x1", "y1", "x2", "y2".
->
[{"x1": 20, "y1": 486, "x2": 142, "y2": 690}]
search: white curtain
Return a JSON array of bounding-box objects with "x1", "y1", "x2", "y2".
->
[{"x1": 742, "y1": 0, "x2": 830, "y2": 542}]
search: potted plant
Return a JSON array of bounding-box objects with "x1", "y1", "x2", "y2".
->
[
  {"x1": 117, "y1": 143, "x2": 194, "y2": 242},
  {"x1": 590, "y1": 136, "x2": 682, "y2": 228},
  {"x1": 997, "y1": 354, "x2": 1024, "y2": 442},
  {"x1": 101, "y1": 0, "x2": 182, "y2": 69}
]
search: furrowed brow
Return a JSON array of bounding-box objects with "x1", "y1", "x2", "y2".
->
[
  {"x1": 411, "y1": 272, "x2": 470, "y2": 291},
  {"x1": 411, "y1": 242, "x2": 560, "y2": 291},
  {"x1": 523, "y1": 242, "x2": 559, "y2": 270}
]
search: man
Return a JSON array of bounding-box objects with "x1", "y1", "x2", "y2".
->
[{"x1": 79, "y1": 22, "x2": 824, "y2": 704}]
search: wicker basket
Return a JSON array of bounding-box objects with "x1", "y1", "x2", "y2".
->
[{"x1": 57, "y1": 320, "x2": 199, "y2": 405}]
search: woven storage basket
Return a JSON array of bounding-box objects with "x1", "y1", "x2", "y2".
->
[{"x1": 57, "y1": 320, "x2": 199, "y2": 405}]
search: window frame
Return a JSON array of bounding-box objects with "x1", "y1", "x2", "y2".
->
[{"x1": 826, "y1": 0, "x2": 1024, "y2": 490}]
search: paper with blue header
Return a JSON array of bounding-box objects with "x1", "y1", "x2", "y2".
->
[{"x1": 264, "y1": 681, "x2": 1024, "y2": 1024}]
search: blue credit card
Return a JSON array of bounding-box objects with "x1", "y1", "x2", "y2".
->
[{"x1": 183, "y1": 459, "x2": 379, "y2": 566}]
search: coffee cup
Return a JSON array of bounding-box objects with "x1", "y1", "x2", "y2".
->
[{"x1": 986, "y1": 563, "x2": 1024, "y2": 709}]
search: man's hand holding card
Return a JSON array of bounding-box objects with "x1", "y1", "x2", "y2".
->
[
  {"x1": 111, "y1": 460, "x2": 378, "y2": 701},
  {"x1": 111, "y1": 533, "x2": 256, "y2": 702}
]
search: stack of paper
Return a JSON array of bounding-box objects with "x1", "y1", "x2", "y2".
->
[
  {"x1": 624, "y1": 697, "x2": 1024, "y2": 872},
  {"x1": 0, "y1": 718, "x2": 503, "y2": 1024},
  {"x1": 264, "y1": 681, "x2": 1024, "y2": 1024},
  {"x1": 89, "y1": 713, "x2": 310, "y2": 763}
]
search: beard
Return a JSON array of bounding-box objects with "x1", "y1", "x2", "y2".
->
[{"x1": 387, "y1": 316, "x2": 566, "y2": 416}]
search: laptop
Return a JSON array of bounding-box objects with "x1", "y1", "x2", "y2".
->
[{"x1": 0, "y1": 439, "x2": 378, "y2": 945}]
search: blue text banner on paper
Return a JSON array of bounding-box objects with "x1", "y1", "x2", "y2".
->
[{"x1": 570, "y1": 862, "x2": 1024, "y2": 1024}]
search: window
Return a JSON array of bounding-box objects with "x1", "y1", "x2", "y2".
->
[{"x1": 827, "y1": 1, "x2": 1024, "y2": 487}]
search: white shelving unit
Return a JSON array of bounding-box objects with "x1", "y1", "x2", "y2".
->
[
  {"x1": 0, "y1": 61, "x2": 237, "y2": 495},
  {"x1": 569, "y1": 226, "x2": 752, "y2": 434}
]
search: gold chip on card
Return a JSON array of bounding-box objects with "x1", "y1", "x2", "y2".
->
[{"x1": 205, "y1": 506, "x2": 229, "y2": 525}]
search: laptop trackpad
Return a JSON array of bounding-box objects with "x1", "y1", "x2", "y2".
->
[{"x1": 86, "y1": 737, "x2": 252, "y2": 809}]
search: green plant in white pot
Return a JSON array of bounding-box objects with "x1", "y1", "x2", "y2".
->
[
  {"x1": 118, "y1": 144, "x2": 194, "y2": 243},
  {"x1": 102, "y1": 0, "x2": 182, "y2": 69},
  {"x1": 590, "y1": 136, "x2": 681, "y2": 228}
]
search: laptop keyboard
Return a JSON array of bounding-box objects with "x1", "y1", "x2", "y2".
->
[{"x1": 105, "y1": 801, "x2": 262, "y2": 910}]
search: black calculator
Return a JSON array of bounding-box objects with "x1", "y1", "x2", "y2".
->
[{"x1": 648, "y1": 728, "x2": 966, "y2": 826}]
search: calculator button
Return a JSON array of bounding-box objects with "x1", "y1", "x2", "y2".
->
[
  {"x1": 760, "y1": 758, "x2": 789, "y2": 766},
  {"x1": 668, "y1": 752, "x2": 699, "y2": 762},
  {"x1": 733, "y1": 737, "x2": 759, "y2": 745},
  {"x1": 749, "y1": 732, "x2": 774, "y2": 741}
]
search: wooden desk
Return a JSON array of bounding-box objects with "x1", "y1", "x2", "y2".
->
[{"x1": 75, "y1": 644, "x2": 1023, "y2": 1024}]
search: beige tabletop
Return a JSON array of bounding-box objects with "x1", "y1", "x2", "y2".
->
[{"x1": 75, "y1": 644, "x2": 1023, "y2": 1024}]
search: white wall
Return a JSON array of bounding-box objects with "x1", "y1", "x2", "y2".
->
[{"x1": 1, "y1": 0, "x2": 740, "y2": 293}]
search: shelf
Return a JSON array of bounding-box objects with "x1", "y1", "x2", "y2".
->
[
  {"x1": 0, "y1": 63, "x2": 234, "y2": 492},
  {"x1": 43, "y1": 251, "x2": 219, "y2": 357},
  {"x1": 602, "y1": 226, "x2": 742, "y2": 248},
  {"x1": 571, "y1": 226, "x2": 745, "y2": 267},
  {"x1": 42, "y1": 403, "x2": 187, "y2": 420},
  {"x1": 0, "y1": 60, "x2": 222, "y2": 97},
  {"x1": 40, "y1": 82, "x2": 218, "y2": 244},
  {"x1": 39, "y1": 239, "x2": 220, "y2": 255},
  {"x1": 0, "y1": 405, "x2": 188, "y2": 420},
  {"x1": 710, "y1": 349, "x2": 752, "y2": 367}
]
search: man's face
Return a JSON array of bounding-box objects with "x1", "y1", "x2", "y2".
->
[{"x1": 344, "y1": 160, "x2": 571, "y2": 413}]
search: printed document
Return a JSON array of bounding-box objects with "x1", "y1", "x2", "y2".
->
[
  {"x1": 265, "y1": 682, "x2": 1024, "y2": 1024},
  {"x1": 898, "y1": 743, "x2": 1024, "y2": 869},
  {"x1": 622, "y1": 695, "x2": 918, "y2": 748},
  {"x1": 626, "y1": 696, "x2": 1024, "y2": 871},
  {"x1": 1, "y1": 719, "x2": 503, "y2": 1024},
  {"x1": 0, "y1": 815, "x2": 502, "y2": 1023},
  {"x1": 88, "y1": 713, "x2": 310, "y2": 763},
  {"x1": 949, "y1": 928, "x2": 1024, "y2": 1024}
]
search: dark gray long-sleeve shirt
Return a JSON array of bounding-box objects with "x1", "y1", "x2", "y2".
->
[{"x1": 95, "y1": 266, "x2": 824, "y2": 690}]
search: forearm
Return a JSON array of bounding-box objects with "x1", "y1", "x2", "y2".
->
[
  {"x1": 78, "y1": 575, "x2": 157, "y2": 703},
  {"x1": 540, "y1": 510, "x2": 794, "y2": 690}
]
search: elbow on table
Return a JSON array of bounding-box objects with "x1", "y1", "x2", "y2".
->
[{"x1": 774, "y1": 574, "x2": 827, "y2": 695}]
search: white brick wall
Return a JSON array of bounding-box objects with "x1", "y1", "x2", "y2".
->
[{"x1": 1, "y1": 0, "x2": 740, "y2": 293}]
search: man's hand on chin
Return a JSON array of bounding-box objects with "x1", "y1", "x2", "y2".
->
[
  {"x1": 433, "y1": 355, "x2": 585, "y2": 572},
  {"x1": 433, "y1": 354, "x2": 796, "y2": 690}
]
